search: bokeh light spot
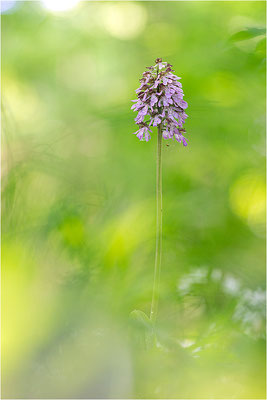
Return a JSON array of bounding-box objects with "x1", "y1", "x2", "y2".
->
[
  {"x1": 42, "y1": 0, "x2": 80, "y2": 13},
  {"x1": 3, "y1": 75, "x2": 45, "y2": 133},
  {"x1": 101, "y1": 3, "x2": 147, "y2": 40},
  {"x1": 230, "y1": 172, "x2": 266, "y2": 229},
  {"x1": 0, "y1": 0, "x2": 16, "y2": 14}
]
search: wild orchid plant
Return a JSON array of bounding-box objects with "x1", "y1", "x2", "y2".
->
[{"x1": 131, "y1": 58, "x2": 188, "y2": 325}]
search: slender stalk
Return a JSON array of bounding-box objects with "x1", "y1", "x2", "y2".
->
[{"x1": 150, "y1": 124, "x2": 163, "y2": 323}]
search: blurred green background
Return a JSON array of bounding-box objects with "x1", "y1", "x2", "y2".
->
[{"x1": 1, "y1": 1, "x2": 266, "y2": 398}]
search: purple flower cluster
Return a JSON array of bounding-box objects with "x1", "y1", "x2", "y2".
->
[{"x1": 131, "y1": 58, "x2": 188, "y2": 146}]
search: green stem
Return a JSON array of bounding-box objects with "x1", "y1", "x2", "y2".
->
[{"x1": 150, "y1": 124, "x2": 163, "y2": 323}]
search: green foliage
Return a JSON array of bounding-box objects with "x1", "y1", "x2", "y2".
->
[
  {"x1": 229, "y1": 27, "x2": 266, "y2": 42},
  {"x1": 129, "y1": 310, "x2": 156, "y2": 349},
  {"x1": 1, "y1": 1, "x2": 266, "y2": 399}
]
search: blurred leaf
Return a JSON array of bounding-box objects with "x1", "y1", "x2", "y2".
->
[
  {"x1": 256, "y1": 38, "x2": 266, "y2": 58},
  {"x1": 130, "y1": 309, "x2": 152, "y2": 329},
  {"x1": 129, "y1": 310, "x2": 156, "y2": 349},
  {"x1": 229, "y1": 27, "x2": 266, "y2": 42}
]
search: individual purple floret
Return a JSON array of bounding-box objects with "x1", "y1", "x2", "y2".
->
[{"x1": 131, "y1": 58, "x2": 188, "y2": 146}]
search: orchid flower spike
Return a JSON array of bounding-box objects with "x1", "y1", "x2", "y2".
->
[{"x1": 131, "y1": 58, "x2": 189, "y2": 146}]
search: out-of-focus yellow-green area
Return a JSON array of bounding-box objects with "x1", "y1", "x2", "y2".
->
[{"x1": 1, "y1": 1, "x2": 266, "y2": 398}]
